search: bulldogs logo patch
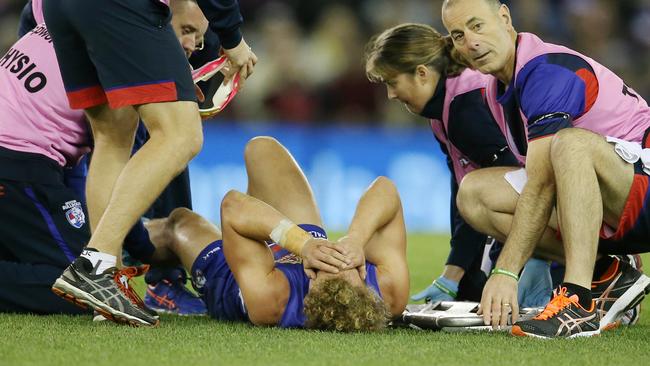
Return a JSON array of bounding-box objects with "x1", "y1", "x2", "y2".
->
[
  {"x1": 192, "y1": 269, "x2": 206, "y2": 290},
  {"x1": 62, "y1": 200, "x2": 85, "y2": 229}
]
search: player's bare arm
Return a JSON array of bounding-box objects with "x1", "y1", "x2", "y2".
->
[
  {"x1": 219, "y1": 189, "x2": 348, "y2": 324},
  {"x1": 340, "y1": 176, "x2": 409, "y2": 317}
]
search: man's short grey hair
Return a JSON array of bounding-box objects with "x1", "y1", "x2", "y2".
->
[{"x1": 443, "y1": 0, "x2": 502, "y2": 11}]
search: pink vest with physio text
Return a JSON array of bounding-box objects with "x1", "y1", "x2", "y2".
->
[
  {"x1": 485, "y1": 33, "x2": 650, "y2": 158},
  {"x1": 429, "y1": 69, "x2": 525, "y2": 183},
  {"x1": 0, "y1": 0, "x2": 90, "y2": 167}
]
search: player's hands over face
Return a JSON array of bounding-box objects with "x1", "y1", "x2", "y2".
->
[
  {"x1": 336, "y1": 236, "x2": 367, "y2": 280},
  {"x1": 478, "y1": 275, "x2": 519, "y2": 329},
  {"x1": 223, "y1": 38, "x2": 257, "y2": 88},
  {"x1": 302, "y1": 239, "x2": 350, "y2": 279}
]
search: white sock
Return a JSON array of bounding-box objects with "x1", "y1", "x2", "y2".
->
[{"x1": 80, "y1": 249, "x2": 117, "y2": 274}]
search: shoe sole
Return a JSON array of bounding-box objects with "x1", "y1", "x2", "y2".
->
[
  {"x1": 92, "y1": 313, "x2": 107, "y2": 322},
  {"x1": 599, "y1": 274, "x2": 650, "y2": 330},
  {"x1": 144, "y1": 305, "x2": 207, "y2": 316},
  {"x1": 601, "y1": 320, "x2": 620, "y2": 331},
  {"x1": 620, "y1": 304, "x2": 641, "y2": 326},
  {"x1": 52, "y1": 278, "x2": 159, "y2": 327},
  {"x1": 511, "y1": 325, "x2": 600, "y2": 339},
  {"x1": 52, "y1": 286, "x2": 124, "y2": 325}
]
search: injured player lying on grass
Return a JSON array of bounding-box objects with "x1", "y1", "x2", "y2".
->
[{"x1": 137, "y1": 136, "x2": 409, "y2": 331}]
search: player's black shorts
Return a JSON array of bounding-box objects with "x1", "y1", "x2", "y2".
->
[
  {"x1": 0, "y1": 147, "x2": 89, "y2": 267},
  {"x1": 598, "y1": 160, "x2": 650, "y2": 254},
  {"x1": 43, "y1": 0, "x2": 196, "y2": 109}
]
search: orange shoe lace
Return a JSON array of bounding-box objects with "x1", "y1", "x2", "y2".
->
[
  {"x1": 533, "y1": 287, "x2": 579, "y2": 320},
  {"x1": 114, "y1": 265, "x2": 150, "y2": 308}
]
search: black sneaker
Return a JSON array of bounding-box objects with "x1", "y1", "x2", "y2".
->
[
  {"x1": 52, "y1": 257, "x2": 159, "y2": 327},
  {"x1": 617, "y1": 255, "x2": 643, "y2": 326},
  {"x1": 114, "y1": 265, "x2": 159, "y2": 320},
  {"x1": 591, "y1": 256, "x2": 650, "y2": 330},
  {"x1": 92, "y1": 265, "x2": 158, "y2": 323},
  {"x1": 511, "y1": 287, "x2": 599, "y2": 338}
]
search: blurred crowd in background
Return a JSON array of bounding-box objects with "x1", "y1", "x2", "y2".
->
[{"x1": 2, "y1": 0, "x2": 650, "y2": 127}]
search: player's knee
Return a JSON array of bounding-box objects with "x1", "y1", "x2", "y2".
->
[
  {"x1": 168, "y1": 206, "x2": 193, "y2": 220},
  {"x1": 220, "y1": 190, "x2": 246, "y2": 226},
  {"x1": 168, "y1": 207, "x2": 197, "y2": 232},
  {"x1": 244, "y1": 136, "x2": 282, "y2": 165},
  {"x1": 371, "y1": 176, "x2": 398, "y2": 196}
]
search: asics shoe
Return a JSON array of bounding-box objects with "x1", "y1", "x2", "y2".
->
[
  {"x1": 144, "y1": 272, "x2": 207, "y2": 316},
  {"x1": 115, "y1": 265, "x2": 159, "y2": 319},
  {"x1": 618, "y1": 255, "x2": 643, "y2": 326},
  {"x1": 591, "y1": 256, "x2": 650, "y2": 330},
  {"x1": 92, "y1": 311, "x2": 107, "y2": 322},
  {"x1": 52, "y1": 257, "x2": 159, "y2": 326},
  {"x1": 511, "y1": 287, "x2": 599, "y2": 339}
]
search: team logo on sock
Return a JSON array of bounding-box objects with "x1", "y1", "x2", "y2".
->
[
  {"x1": 62, "y1": 200, "x2": 86, "y2": 228},
  {"x1": 192, "y1": 269, "x2": 206, "y2": 290}
]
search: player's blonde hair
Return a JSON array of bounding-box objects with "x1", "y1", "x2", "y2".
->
[
  {"x1": 364, "y1": 23, "x2": 468, "y2": 83},
  {"x1": 304, "y1": 277, "x2": 389, "y2": 332}
]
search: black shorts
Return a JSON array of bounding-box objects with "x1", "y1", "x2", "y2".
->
[
  {"x1": 0, "y1": 147, "x2": 89, "y2": 267},
  {"x1": 598, "y1": 161, "x2": 650, "y2": 254},
  {"x1": 43, "y1": 0, "x2": 196, "y2": 109}
]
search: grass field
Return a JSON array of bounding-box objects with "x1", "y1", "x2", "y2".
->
[{"x1": 2, "y1": 233, "x2": 650, "y2": 366}]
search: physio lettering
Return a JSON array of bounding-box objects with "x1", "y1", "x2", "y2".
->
[{"x1": 0, "y1": 48, "x2": 47, "y2": 93}]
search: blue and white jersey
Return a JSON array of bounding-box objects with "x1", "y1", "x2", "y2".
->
[{"x1": 191, "y1": 224, "x2": 383, "y2": 328}]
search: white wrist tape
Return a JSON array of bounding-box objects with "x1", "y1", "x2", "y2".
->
[
  {"x1": 270, "y1": 219, "x2": 294, "y2": 244},
  {"x1": 269, "y1": 219, "x2": 312, "y2": 255}
]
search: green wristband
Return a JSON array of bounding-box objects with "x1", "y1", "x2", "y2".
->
[
  {"x1": 490, "y1": 268, "x2": 519, "y2": 281},
  {"x1": 432, "y1": 280, "x2": 458, "y2": 298}
]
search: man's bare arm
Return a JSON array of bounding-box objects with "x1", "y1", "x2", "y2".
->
[{"x1": 479, "y1": 136, "x2": 556, "y2": 328}]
